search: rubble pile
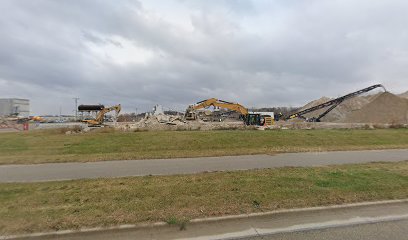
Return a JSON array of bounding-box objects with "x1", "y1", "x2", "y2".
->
[{"x1": 118, "y1": 113, "x2": 247, "y2": 131}]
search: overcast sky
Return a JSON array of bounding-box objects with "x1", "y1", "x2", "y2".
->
[{"x1": 1, "y1": 0, "x2": 408, "y2": 115}]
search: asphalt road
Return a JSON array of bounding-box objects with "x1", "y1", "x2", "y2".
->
[
  {"x1": 13, "y1": 200, "x2": 408, "y2": 240},
  {"x1": 243, "y1": 218, "x2": 408, "y2": 240},
  {"x1": 1, "y1": 149, "x2": 408, "y2": 182}
]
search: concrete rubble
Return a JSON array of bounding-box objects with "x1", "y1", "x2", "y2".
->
[
  {"x1": 118, "y1": 115, "x2": 249, "y2": 131},
  {"x1": 115, "y1": 103, "x2": 249, "y2": 131}
]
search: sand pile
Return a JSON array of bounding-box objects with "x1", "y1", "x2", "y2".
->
[
  {"x1": 301, "y1": 97, "x2": 332, "y2": 110},
  {"x1": 334, "y1": 97, "x2": 371, "y2": 121},
  {"x1": 344, "y1": 92, "x2": 408, "y2": 123},
  {"x1": 299, "y1": 96, "x2": 370, "y2": 122},
  {"x1": 399, "y1": 91, "x2": 408, "y2": 99},
  {"x1": 299, "y1": 97, "x2": 331, "y2": 120}
]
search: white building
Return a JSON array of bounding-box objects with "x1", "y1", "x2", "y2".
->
[{"x1": 0, "y1": 98, "x2": 30, "y2": 117}]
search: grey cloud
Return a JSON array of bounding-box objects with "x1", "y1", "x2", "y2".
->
[{"x1": 0, "y1": 0, "x2": 407, "y2": 115}]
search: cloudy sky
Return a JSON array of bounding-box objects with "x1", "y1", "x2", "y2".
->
[{"x1": 1, "y1": 0, "x2": 408, "y2": 115}]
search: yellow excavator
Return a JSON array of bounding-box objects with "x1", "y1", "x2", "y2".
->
[
  {"x1": 185, "y1": 98, "x2": 273, "y2": 126},
  {"x1": 82, "y1": 104, "x2": 121, "y2": 126},
  {"x1": 185, "y1": 98, "x2": 248, "y2": 120}
]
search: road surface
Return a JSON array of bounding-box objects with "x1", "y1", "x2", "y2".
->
[
  {"x1": 11, "y1": 200, "x2": 408, "y2": 240},
  {"x1": 1, "y1": 149, "x2": 407, "y2": 182},
  {"x1": 244, "y1": 219, "x2": 408, "y2": 240}
]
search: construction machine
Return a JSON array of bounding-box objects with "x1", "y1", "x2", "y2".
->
[
  {"x1": 185, "y1": 98, "x2": 273, "y2": 126},
  {"x1": 81, "y1": 104, "x2": 121, "y2": 126},
  {"x1": 245, "y1": 112, "x2": 274, "y2": 126},
  {"x1": 185, "y1": 98, "x2": 248, "y2": 121},
  {"x1": 281, "y1": 84, "x2": 386, "y2": 122},
  {"x1": 30, "y1": 116, "x2": 45, "y2": 122}
]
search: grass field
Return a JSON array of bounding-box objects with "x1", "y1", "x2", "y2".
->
[
  {"x1": 1, "y1": 161, "x2": 408, "y2": 235},
  {"x1": 0, "y1": 128, "x2": 408, "y2": 164}
]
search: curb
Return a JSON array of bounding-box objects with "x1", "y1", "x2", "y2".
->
[
  {"x1": 2, "y1": 199, "x2": 408, "y2": 239},
  {"x1": 190, "y1": 198, "x2": 408, "y2": 223}
]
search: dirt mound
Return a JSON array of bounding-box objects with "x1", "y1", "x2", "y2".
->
[
  {"x1": 301, "y1": 97, "x2": 332, "y2": 110},
  {"x1": 399, "y1": 91, "x2": 408, "y2": 99},
  {"x1": 344, "y1": 92, "x2": 408, "y2": 123},
  {"x1": 363, "y1": 92, "x2": 382, "y2": 102},
  {"x1": 300, "y1": 97, "x2": 332, "y2": 120},
  {"x1": 300, "y1": 96, "x2": 370, "y2": 122}
]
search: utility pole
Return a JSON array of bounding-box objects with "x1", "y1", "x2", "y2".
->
[
  {"x1": 59, "y1": 106, "x2": 62, "y2": 122},
  {"x1": 73, "y1": 97, "x2": 79, "y2": 121}
]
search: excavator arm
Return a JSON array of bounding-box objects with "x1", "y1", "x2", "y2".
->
[
  {"x1": 210, "y1": 102, "x2": 249, "y2": 115},
  {"x1": 84, "y1": 104, "x2": 121, "y2": 126},
  {"x1": 191, "y1": 98, "x2": 248, "y2": 115},
  {"x1": 192, "y1": 98, "x2": 218, "y2": 110},
  {"x1": 185, "y1": 98, "x2": 248, "y2": 120}
]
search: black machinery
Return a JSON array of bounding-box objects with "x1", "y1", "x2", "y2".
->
[
  {"x1": 78, "y1": 105, "x2": 105, "y2": 111},
  {"x1": 281, "y1": 84, "x2": 386, "y2": 122}
]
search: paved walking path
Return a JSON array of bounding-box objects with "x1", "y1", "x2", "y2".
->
[{"x1": 1, "y1": 149, "x2": 407, "y2": 183}]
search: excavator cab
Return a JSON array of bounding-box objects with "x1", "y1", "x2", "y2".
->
[
  {"x1": 245, "y1": 114, "x2": 261, "y2": 126},
  {"x1": 245, "y1": 113, "x2": 274, "y2": 126}
]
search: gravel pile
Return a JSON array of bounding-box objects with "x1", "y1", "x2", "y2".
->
[
  {"x1": 344, "y1": 92, "x2": 408, "y2": 124},
  {"x1": 299, "y1": 96, "x2": 370, "y2": 122}
]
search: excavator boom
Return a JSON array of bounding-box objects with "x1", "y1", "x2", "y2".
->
[
  {"x1": 83, "y1": 104, "x2": 121, "y2": 126},
  {"x1": 190, "y1": 98, "x2": 248, "y2": 115},
  {"x1": 185, "y1": 98, "x2": 248, "y2": 121}
]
